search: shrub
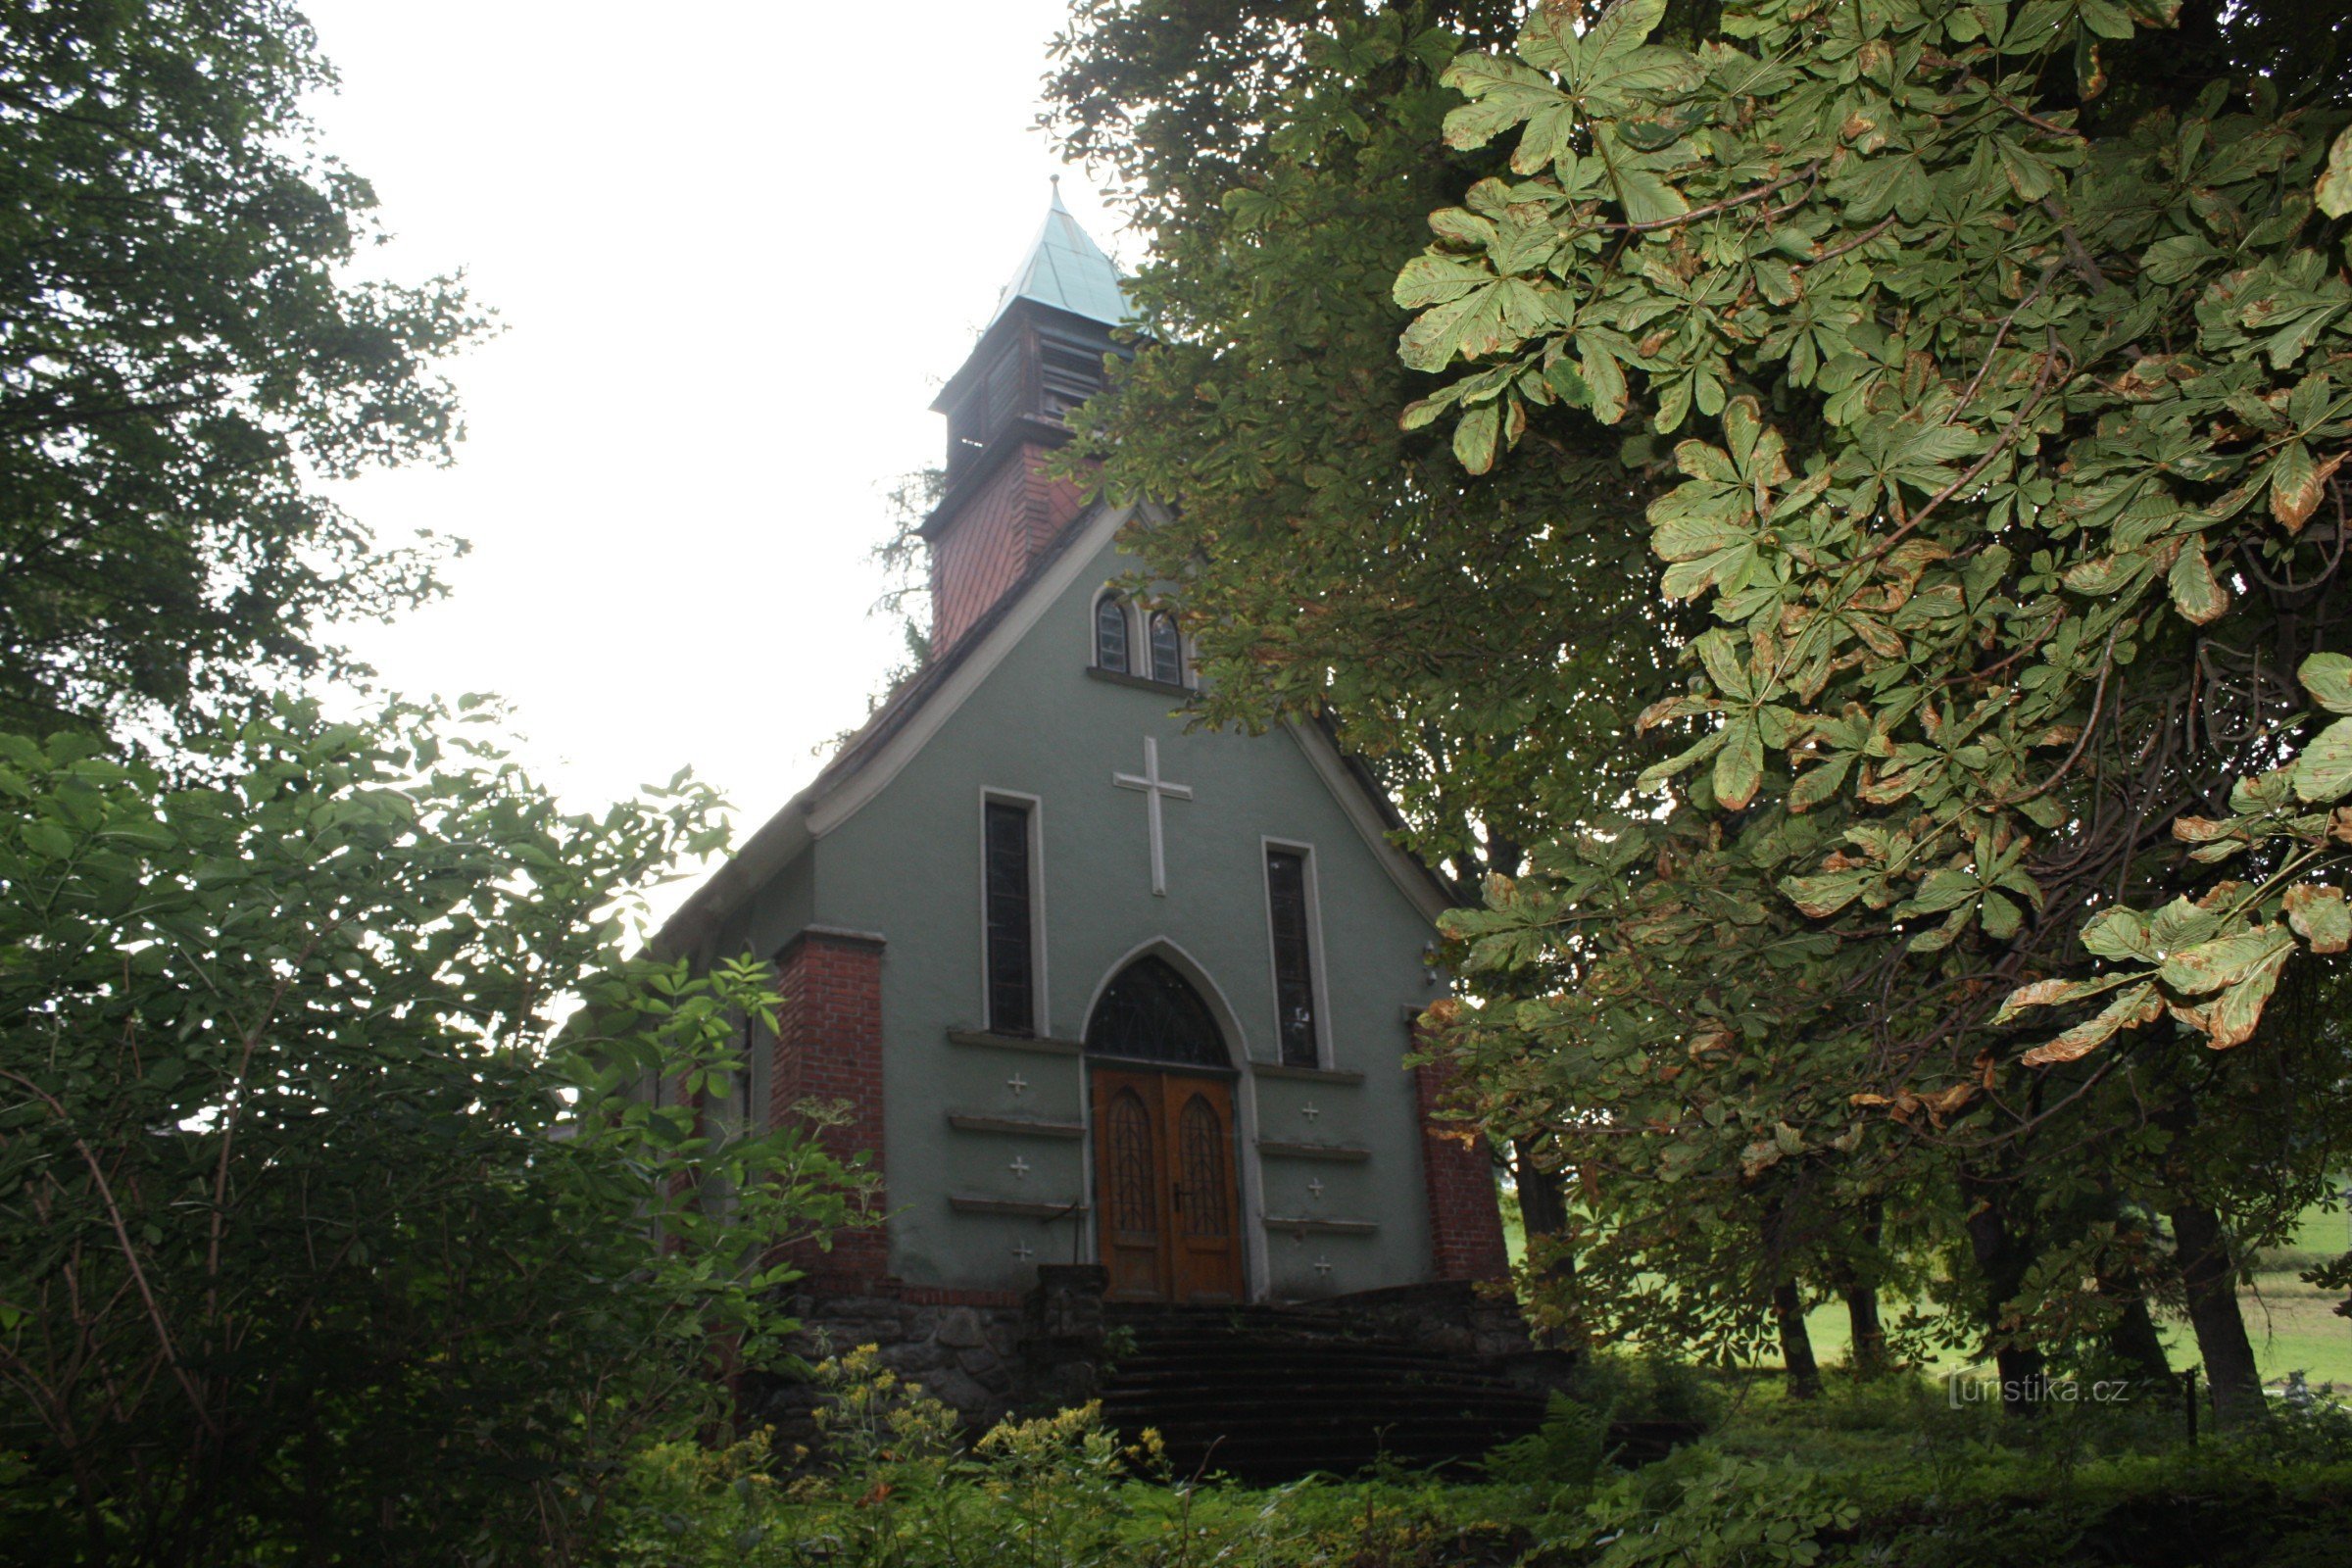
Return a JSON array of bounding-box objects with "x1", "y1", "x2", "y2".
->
[
  {"x1": 1579, "y1": 1455, "x2": 1858, "y2": 1568},
  {"x1": 0, "y1": 706, "x2": 859, "y2": 1565},
  {"x1": 1487, "y1": 1393, "x2": 1615, "y2": 1490}
]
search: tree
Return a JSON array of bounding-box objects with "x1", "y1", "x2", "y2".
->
[
  {"x1": 0, "y1": 703, "x2": 859, "y2": 1565},
  {"x1": 1396, "y1": 0, "x2": 2352, "y2": 1419},
  {"x1": 1052, "y1": 2, "x2": 1681, "y2": 893},
  {"x1": 1049, "y1": 2, "x2": 1716, "y2": 1298},
  {"x1": 0, "y1": 1, "x2": 486, "y2": 739}
]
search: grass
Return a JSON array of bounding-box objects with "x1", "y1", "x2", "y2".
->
[
  {"x1": 1506, "y1": 1183, "x2": 2352, "y2": 1391},
  {"x1": 2233, "y1": 1272, "x2": 2352, "y2": 1387},
  {"x1": 1787, "y1": 1276, "x2": 2352, "y2": 1390}
]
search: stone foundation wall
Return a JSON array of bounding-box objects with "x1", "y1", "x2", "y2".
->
[
  {"x1": 751, "y1": 1267, "x2": 1110, "y2": 1449},
  {"x1": 774, "y1": 1288, "x2": 1030, "y2": 1430},
  {"x1": 751, "y1": 1270, "x2": 1562, "y2": 1451}
]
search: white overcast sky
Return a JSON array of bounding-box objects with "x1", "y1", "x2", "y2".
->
[{"x1": 300, "y1": 1, "x2": 1127, "y2": 880}]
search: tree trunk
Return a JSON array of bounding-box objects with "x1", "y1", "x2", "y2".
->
[
  {"x1": 2106, "y1": 1295, "x2": 2175, "y2": 1386},
  {"x1": 1774, "y1": 1280, "x2": 1823, "y2": 1399},
  {"x1": 1510, "y1": 1136, "x2": 1575, "y2": 1285},
  {"x1": 1840, "y1": 1197, "x2": 1890, "y2": 1376},
  {"x1": 2170, "y1": 1201, "x2": 2266, "y2": 1429},
  {"x1": 1960, "y1": 1166, "x2": 2045, "y2": 1415},
  {"x1": 1843, "y1": 1283, "x2": 1888, "y2": 1376},
  {"x1": 2084, "y1": 1186, "x2": 2173, "y2": 1386}
]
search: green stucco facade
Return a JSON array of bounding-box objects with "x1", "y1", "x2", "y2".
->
[{"x1": 691, "y1": 507, "x2": 1456, "y2": 1303}]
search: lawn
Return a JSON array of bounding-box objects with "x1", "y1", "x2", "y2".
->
[
  {"x1": 1791, "y1": 1276, "x2": 2352, "y2": 1390},
  {"x1": 1502, "y1": 1183, "x2": 2352, "y2": 1390}
]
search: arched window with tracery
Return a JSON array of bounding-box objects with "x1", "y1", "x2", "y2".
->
[
  {"x1": 1094, "y1": 592, "x2": 1130, "y2": 673},
  {"x1": 1085, "y1": 956, "x2": 1227, "y2": 1068},
  {"x1": 1147, "y1": 611, "x2": 1183, "y2": 686}
]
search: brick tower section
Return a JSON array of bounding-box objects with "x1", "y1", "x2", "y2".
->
[
  {"x1": 928, "y1": 443, "x2": 1092, "y2": 657},
  {"x1": 1412, "y1": 1052, "x2": 1510, "y2": 1284},
  {"x1": 771, "y1": 928, "x2": 889, "y2": 1288}
]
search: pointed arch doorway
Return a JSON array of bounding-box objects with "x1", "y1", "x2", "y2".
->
[{"x1": 1086, "y1": 956, "x2": 1246, "y2": 1303}]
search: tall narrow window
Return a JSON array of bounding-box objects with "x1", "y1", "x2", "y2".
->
[
  {"x1": 1095, "y1": 594, "x2": 1129, "y2": 672},
  {"x1": 1148, "y1": 612, "x2": 1183, "y2": 686},
  {"x1": 1265, "y1": 849, "x2": 1319, "y2": 1067},
  {"x1": 739, "y1": 1017, "x2": 756, "y2": 1131},
  {"x1": 985, "y1": 801, "x2": 1035, "y2": 1034}
]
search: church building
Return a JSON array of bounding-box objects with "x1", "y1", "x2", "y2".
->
[{"x1": 657, "y1": 191, "x2": 1512, "y2": 1425}]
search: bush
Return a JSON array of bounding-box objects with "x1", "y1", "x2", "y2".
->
[
  {"x1": 613, "y1": 1349, "x2": 1547, "y2": 1568},
  {"x1": 1487, "y1": 1393, "x2": 1614, "y2": 1490},
  {"x1": 1577, "y1": 1455, "x2": 1858, "y2": 1568},
  {"x1": 604, "y1": 1359, "x2": 2352, "y2": 1568},
  {"x1": 0, "y1": 706, "x2": 860, "y2": 1565}
]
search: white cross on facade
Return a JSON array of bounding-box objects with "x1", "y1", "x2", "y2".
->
[
  {"x1": 1300, "y1": 1102, "x2": 1320, "y2": 1122},
  {"x1": 1012, "y1": 1242, "x2": 1036, "y2": 1261},
  {"x1": 1111, "y1": 736, "x2": 1194, "y2": 897},
  {"x1": 1307, "y1": 1178, "x2": 1325, "y2": 1201},
  {"x1": 1313, "y1": 1256, "x2": 1334, "y2": 1276},
  {"x1": 1005, "y1": 1073, "x2": 1029, "y2": 1097},
  {"x1": 1008, "y1": 1156, "x2": 1031, "y2": 1179}
]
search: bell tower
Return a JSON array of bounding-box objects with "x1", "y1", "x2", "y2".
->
[{"x1": 923, "y1": 183, "x2": 1128, "y2": 657}]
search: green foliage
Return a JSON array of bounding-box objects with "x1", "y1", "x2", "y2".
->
[
  {"x1": 0, "y1": 702, "x2": 860, "y2": 1565},
  {"x1": 614, "y1": 1348, "x2": 1557, "y2": 1568},
  {"x1": 0, "y1": 0, "x2": 487, "y2": 738},
  {"x1": 1050, "y1": 0, "x2": 1682, "y2": 892},
  {"x1": 1583, "y1": 1454, "x2": 1859, "y2": 1567},
  {"x1": 1534, "y1": 1350, "x2": 1731, "y2": 1434},
  {"x1": 1050, "y1": 0, "x2": 2352, "y2": 1426},
  {"x1": 613, "y1": 1362, "x2": 2352, "y2": 1568},
  {"x1": 1354, "y1": 0, "x2": 2352, "y2": 1398},
  {"x1": 1404, "y1": 0, "x2": 2352, "y2": 1056},
  {"x1": 1486, "y1": 1392, "x2": 1615, "y2": 1489}
]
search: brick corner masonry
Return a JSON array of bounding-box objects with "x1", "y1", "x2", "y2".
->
[
  {"x1": 772, "y1": 927, "x2": 889, "y2": 1287},
  {"x1": 1412, "y1": 1054, "x2": 1511, "y2": 1284}
]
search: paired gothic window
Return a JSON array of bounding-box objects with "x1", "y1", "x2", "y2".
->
[
  {"x1": 1094, "y1": 593, "x2": 1130, "y2": 674},
  {"x1": 984, "y1": 800, "x2": 1036, "y2": 1035},
  {"x1": 1085, "y1": 956, "x2": 1227, "y2": 1068},
  {"x1": 1095, "y1": 593, "x2": 1187, "y2": 687},
  {"x1": 1148, "y1": 612, "x2": 1183, "y2": 685},
  {"x1": 1265, "y1": 849, "x2": 1320, "y2": 1068}
]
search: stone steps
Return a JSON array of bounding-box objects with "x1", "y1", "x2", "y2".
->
[{"x1": 1094, "y1": 1301, "x2": 1549, "y2": 1481}]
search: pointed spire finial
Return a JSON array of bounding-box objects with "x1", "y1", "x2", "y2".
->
[{"x1": 985, "y1": 178, "x2": 1128, "y2": 328}]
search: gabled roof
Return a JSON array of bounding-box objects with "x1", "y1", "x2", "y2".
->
[
  {"x1": 986, "y1": 181, "x2": 1129, "y2": 329},
  {"x1": 653, "y1": 504, "x2": 1460, "y2": 960}
]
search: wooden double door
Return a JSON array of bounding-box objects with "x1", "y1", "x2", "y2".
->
[{"x1": 1091, "y1": 1065, "x2": 1245, "y2": 1303}]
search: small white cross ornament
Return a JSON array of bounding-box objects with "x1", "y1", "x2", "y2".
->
[
  {"x1": 1012, "y1": 1242, "x2": 1036, "y2": 1261},
  {"x1": 1005, "y1": 1072, "x2": 1029, "y2": 1097},
  {"x1": 1307, "y1": 1178, "x2": 1325, "y2": 1201},
  {"x1": 1313, "y1": 1256, "x2": 1334, "y2": 1276},
  {"x1": 1300, "y1": 1102, "x2": 1321, "y2": 1122},
  {"x1": 1111, "y1": 736, "x2": 1194, "y2": 896},
  {"x1": 1008, "y1": 1156, "x2": 1031, "y2": 1179}
]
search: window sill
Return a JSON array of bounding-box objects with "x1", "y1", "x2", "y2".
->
[
  {"x1": 949, "y1": 1112, "x2": 1086, "y2": 1139},
  {"x1": 1260, "y1": 1215, "x2": 1378, "y2": 1236},
  {"x1": 1250, "y1": 1062, "x2": 1365, "y2": 1085},
  {"x1": 1256, "y1": 1140, "x2": 1371, "y2": 1162},
  {"x1": 1085, "y1": 665, "x2": 1194, "y2": 698},
  {"x1": 951, "y1": 1194, "x2": 1088, "y2": 1219},
  {"x1": 948, "y1": 1028, "x2": 1083, "y2": 1055}
]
